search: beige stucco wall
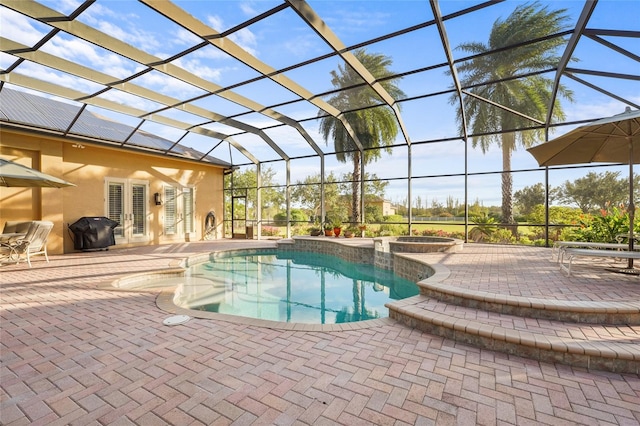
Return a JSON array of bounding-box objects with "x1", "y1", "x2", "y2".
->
[
  {"x1": 367, "y1": 199, "x2": 396, "y2": 217},
  {"x1": 1, "y1": 129, "x2": 227, "y2": 255}
]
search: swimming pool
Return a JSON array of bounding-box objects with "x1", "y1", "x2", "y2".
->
[{"x1": 172, "y1": 251, "x2": 419, "y2": 324}]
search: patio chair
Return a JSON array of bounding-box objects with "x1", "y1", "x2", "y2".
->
[
  {"x1": 1, "y1": 221, "x2": 31, "y2": 263},
  {"x1": 0, "y1": 221, "x2": 53, "y2": 267},
  {"x1": 2, "y1": 221, "x2": 32, "y2": 234}
]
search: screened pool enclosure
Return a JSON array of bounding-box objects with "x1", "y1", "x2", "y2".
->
[{"x1": 1, "y1": 0, "x2": 638, "y2": 243}]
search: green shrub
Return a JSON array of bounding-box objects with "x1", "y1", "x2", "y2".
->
[
  {"x1": 273, "y1": 209, "x2": 309, "y2": 226},
  {"x1": 377, "y1": 223, "x2": 407, "y2": 236},
  {"x1": 417, "y1": 228, "x2": 465, "y2": 239},
  {"x1": 561, "y1": 203, "x2": 638, "y2": 243},
  {"x1": 526, "y1": 205, "x2": 582, "y2": 225},
  {"x1": 488, "y1": 228, "x2": 516, "y2": 244},
  {"x1": 518, "y1": 235, "x2": 532, "y2": 245},
  {"x1": 383, "y1": 214, "x2": 405, "y2": 223},
  {"x1": 468, "y1": 214, "x2": 498, "y2": 242},
  {"x1": 261, "y1": 226, "x2": 280, "y2": 236}
]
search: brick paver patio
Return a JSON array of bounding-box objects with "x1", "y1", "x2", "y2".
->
[{"x1": 1, "y1": 240, "x2": 639, "y2": 425}]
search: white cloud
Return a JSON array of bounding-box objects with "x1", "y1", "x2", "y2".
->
[
  {"x1": 55, "y1": 0, "x2": 84, "y2": 14},
  {"x1": 191, "y1": 45, "x2": 233, "y2": 62},
  {"x1": 205, "y1": 14, "x2": 258, "y2": 56},
  {"x1": 97, "y1": 20, "x2": 162, "y2": 53},
  {"x1": 566, "y1": 99, "x2": 637, "y2": 122},
  {"x1": 42, "y1": 36, "x2": 135, "y2": 80},
  {"x1": 283, "y1": 35, "x2": 316, "y2": 58},
  {"x1": 324, "y1": 7, "x2": 389, "y2": 35},
  {"x1": 134, "y1": 70, "x2": 205, "y2": 99},
  {"x1": 206, "y1": 15, "x2": 225, "y2": 32},
  {"x1": 0, "y1": 8, "x2": 47, "y2": 47},
  {"x1": 99, "y1": 89, "x2": 159, "y2": 112},
  {"x1": 172, "y1": 57, "x2": 223, "y2": 83},
  {"x1": 173, "y1": 27, "x2": 202, "y2": 47},
  {"x1": 228, "y1": 28, "x2": 258, "y2": 56},
  {"x1": 17, "y1": 62, "x2": 102, "y2": 94},
  {"x1": 239, "y1": 2, "x2": 257, "y2": 16},
  {"x1": 80, "y1": 2, "x2": 163, "y2": 54},
  {"x1": 0, "y1": 52, "x2": 16, "y2": 70}
]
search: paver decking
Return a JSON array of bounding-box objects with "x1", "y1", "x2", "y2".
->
[{"x1": 1, "y1": 240, "x2": 639, "y2": 425}]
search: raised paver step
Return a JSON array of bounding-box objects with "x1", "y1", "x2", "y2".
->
[
  {"x1": 421, "y1": 281, "x2": 640, "y2": 325},
  {"x1": 387, "y1": 295, "x2": 640, "y2": 374}
]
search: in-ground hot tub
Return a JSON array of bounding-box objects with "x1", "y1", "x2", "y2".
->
[{"x1": 386, "y1": 236, "x2": 463, "y2": 253}]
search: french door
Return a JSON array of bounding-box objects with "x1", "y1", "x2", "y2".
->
[
  {"x1": 105, "y1": 178, "x2": 149, "y2": 244},
  {"x1": 163, "y1": 186, "x2": 195, "y2": 239}
]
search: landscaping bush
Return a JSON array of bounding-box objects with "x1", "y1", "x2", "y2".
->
[
  {"x1": 488, "y1": 228, "x2": 517, "y2": 244},
  {"x1": 468, "y1": 214, "x2": 498, "y2": 242},
  {"x1": 419, "y1": 228, "x2": 465, "y2": 239},
  {"x1": 273, "y1": 209, "x2": 309, "y2": 226},
  {"x1": 518, "y1": 235, "x2": 532, "y2": 245},
  {"x1": 526, "y1": 204, "x2": 582, "y2": 225},
  {"x1": 560, "y1": 203, "x2": 638, "y2": 243},
  {"x1": 383, "y1": 214, "x2": 405, "y2": 223},
  {"x1": 261, "y1": 226, "x2": 281, "y2": 237},
  {"x1": 377, "y1": 223, "x2": 407, "y2": 236}
]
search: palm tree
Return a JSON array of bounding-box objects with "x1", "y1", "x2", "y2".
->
[
  {"x1": 319, "y1": 49, "x2": 405, "y2": 223},
  {"x1": 451, "y1": 2, "x2": 574, "y2": 224}
]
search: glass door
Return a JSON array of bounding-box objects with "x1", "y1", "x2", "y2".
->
[
  {"x1": 232, "y1": 195, "x2": 247, "y2": 239},
  {"x1": 163, "y1": 185, "x2": 195, "y2": 240},
  {"x1": 107, "y1": 181, "x2": 125, "y2": 241},
  {"x1": 106, "y1": 178, "x2": 149, "y2": 244},
  {"x1": 163, "y1": 186, "x2": 178, "y2": 236}
]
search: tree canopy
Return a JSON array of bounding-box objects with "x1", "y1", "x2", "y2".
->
[
  {"x1": 452, "y1": 1, "x2": 574, "y2": 224},
  {"x1": 557, "y1": 171, "x2": 638, "y2": 212},
  {"x1": 514, "y1": 182, "x2": 560, "y2": 216},
  {"x1": 319, "y1": 48, "x2": 405, "y2": 223}
]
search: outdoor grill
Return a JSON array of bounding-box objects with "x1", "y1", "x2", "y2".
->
[{"x1": 69, "y1": 216, "x2": 118, "y2": 251}]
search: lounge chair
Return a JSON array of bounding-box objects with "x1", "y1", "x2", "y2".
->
[
  {"x1": 2, "y1": 221, "x2": 32, "y2": 235},
  {"x1": 0, "y1": 221, "x2": 53, "y2": 267}
]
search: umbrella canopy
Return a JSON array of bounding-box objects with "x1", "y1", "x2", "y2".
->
[
  {"x1": 527, "y1": 107, "x2": 640, "y2": 273},
  {"x1": 527, "y1": 107, "x2": 640, "y2": 166},
  {"x1": 0, "y1": 159, "x2": 75, "y2": 188}
]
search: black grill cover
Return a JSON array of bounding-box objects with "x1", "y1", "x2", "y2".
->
[{"x1": 69, "y1": 216, "x2": 119, "y2": 250}]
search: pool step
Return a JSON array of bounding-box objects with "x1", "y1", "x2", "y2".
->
[
  {"x1": 386, "y1": 296, "x2": 640, "y2": 374},
  {"x1": 421, "y1": 281, "x2": 640, "y2": 325}
]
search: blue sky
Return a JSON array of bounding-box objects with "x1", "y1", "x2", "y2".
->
[{"x1": 1, "y1": 0, "x2": 638, "y2": 207}]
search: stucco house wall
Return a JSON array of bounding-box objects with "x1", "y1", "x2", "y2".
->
[
  {"x1": 1, "y1": 129, "x2": 227, "y2": 255},
  {"x1": 367, "y1": 198, "x2": 396, "y2": 217}
]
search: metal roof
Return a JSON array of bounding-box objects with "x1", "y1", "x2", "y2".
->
[
  {"x1": 0, "y1": 87, "x2": 232, "y2": 166},
  {"x1": 0, "y1": 0, "x2": 638, "y2": 169}
]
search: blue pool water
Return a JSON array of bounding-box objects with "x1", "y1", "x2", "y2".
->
[{"x1": 173, "y1": 251, "x2": 419, "y2": 324}]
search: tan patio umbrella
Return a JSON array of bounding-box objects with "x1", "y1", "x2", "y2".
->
[
  {"x1": 527, "y1": 107, "x2": 640, "y2": 273},
  {"x1": 0, "y1": 158, "x2": 76, "y2": 188}
]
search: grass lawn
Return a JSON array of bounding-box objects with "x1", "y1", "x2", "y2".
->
[
  {"x1": 411, "y1": 222, "x2": 466, "y2": 233},
  {"x1": 280, "y1": 221, "x2": 552, "y2": 240},
  {"x1": 391, "y1": 221, "x2": 547, "y2": 238}
]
